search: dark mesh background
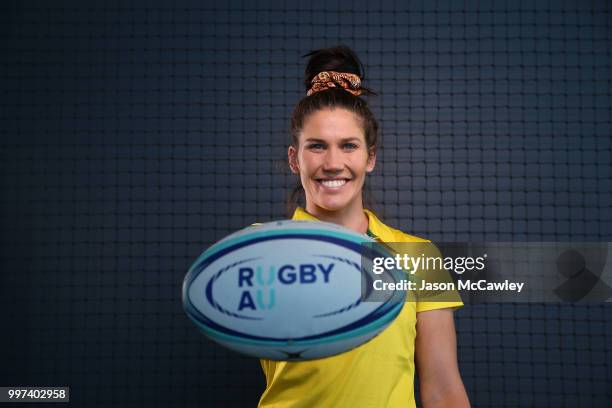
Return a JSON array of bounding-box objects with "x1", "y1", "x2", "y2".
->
[{"x1": 1, "y1": 1, "x2": 611, "y2": 407}]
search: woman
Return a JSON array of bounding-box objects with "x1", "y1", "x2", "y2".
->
[{"x1": 258, "y1": 45, "x2": 470, "y2": 408}]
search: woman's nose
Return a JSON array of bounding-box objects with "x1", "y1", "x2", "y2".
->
[{"x1": 322, "y1": 147, "x2": 343, "y2": 172}]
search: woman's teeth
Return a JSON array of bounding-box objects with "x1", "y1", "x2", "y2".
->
[{"x1": 320, "y1": 179, "x2": 347, "y2": 188}]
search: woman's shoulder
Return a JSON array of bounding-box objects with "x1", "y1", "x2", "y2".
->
[
  {"x1": 365, "y1": 209, "x2": 430, "y2": 244},
  {"x1": 385, "y1": 224, "x2": 430, "y2": 243}
]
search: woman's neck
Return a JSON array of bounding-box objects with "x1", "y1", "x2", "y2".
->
[{"x1": 305, "y1": 200, "x2": 369, "y2": 235}]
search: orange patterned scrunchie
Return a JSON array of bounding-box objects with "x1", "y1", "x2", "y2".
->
[{"x1": 307, "y1": 71, "x2": 362, "y2": 96}]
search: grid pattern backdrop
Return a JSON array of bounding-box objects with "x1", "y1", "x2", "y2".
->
[{"x1": 1, "y1": 1, "x2": 611, "y2": 407}]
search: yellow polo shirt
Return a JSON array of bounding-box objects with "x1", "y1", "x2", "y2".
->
[{"x1": 257, "y1": 207, "x2": 463, "y2": 408}]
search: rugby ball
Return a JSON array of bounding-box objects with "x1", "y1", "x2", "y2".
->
[{"x1": 182, "y1": 220, "x2": 405, "y2": 361}]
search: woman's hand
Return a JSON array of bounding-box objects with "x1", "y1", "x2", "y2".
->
[{"x1": 415, "y1": 309, "x2": 470, "y2": 408}]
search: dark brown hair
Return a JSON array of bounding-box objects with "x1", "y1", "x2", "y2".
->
[{"x1": 286, "y1": 45, "x2": 380, "y2": 217}]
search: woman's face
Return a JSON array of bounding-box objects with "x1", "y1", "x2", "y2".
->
[{"x1": 288, "y1": 108, "x2": 376, "y2": 213}]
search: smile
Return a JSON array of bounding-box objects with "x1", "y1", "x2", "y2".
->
[{"x1": 317, "y1": 179, "x2": 350, "y2": 189}]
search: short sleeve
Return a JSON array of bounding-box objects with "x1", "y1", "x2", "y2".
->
[{"x1": 402, "y1": 240, "x2": 464, "y2": 313}]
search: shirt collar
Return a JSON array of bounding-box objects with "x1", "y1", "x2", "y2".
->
[{"x1": 291, "y1": 207, "x2": 383, "y2": 241}]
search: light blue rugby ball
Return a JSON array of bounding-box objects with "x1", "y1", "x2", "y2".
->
[{"x1": 182, "y1": 220, "x2": 405, "y2": 361}]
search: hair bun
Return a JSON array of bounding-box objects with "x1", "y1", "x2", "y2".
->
[{"x1": 302, "y1": 45, "x2": 374, "y2": 96}]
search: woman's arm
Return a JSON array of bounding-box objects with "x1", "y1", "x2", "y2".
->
[{"x1": 415, "y1": 308, "x2": 470, "y2": 408}]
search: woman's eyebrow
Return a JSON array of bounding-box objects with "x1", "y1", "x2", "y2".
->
[{"x1": 304, "y1": 137, "x2": 361, "y2": 143}]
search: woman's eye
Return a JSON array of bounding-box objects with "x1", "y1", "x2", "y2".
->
[{"x1": 308, "y1": 143, "x2": 324, "y2": 150}]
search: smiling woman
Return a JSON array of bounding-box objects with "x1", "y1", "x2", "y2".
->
[
  {"x1": 258, "y1": 45, "x2": 470, "y2": 408},
  {"x1": 286, "y1": 46, "x2": 379, "y2": 234}
]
